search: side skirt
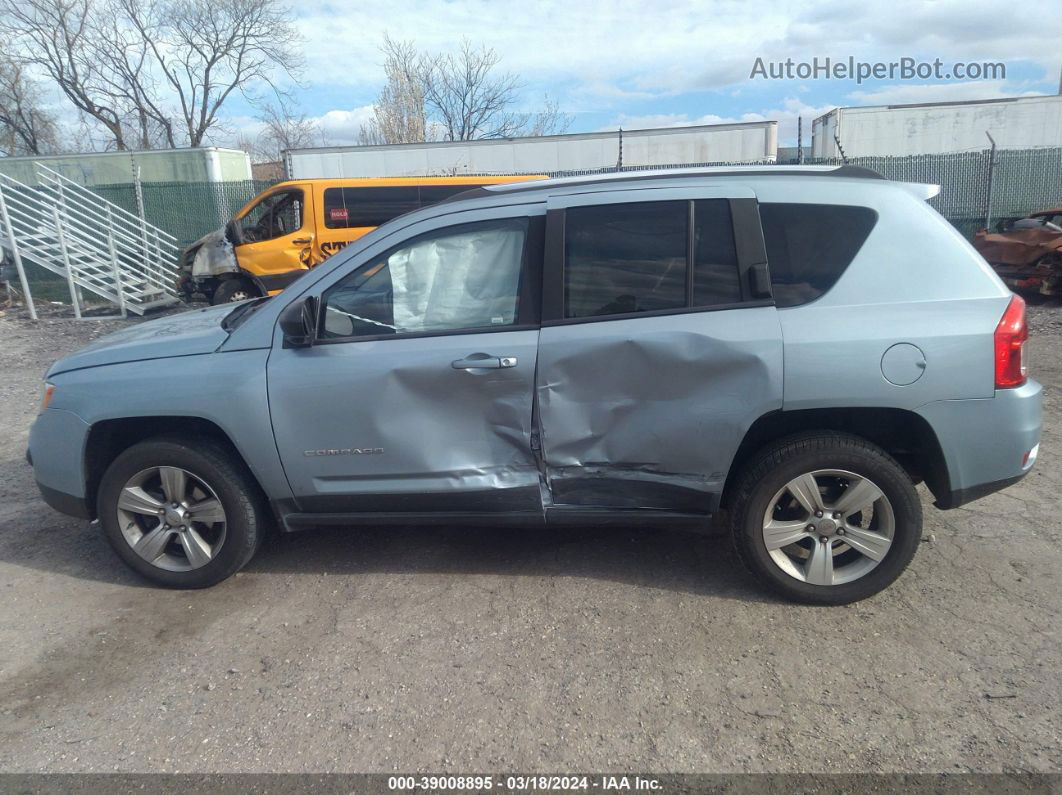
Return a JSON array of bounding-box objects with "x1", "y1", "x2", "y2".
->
[{"x1": 275, "y1": 505, "x2": 714, "y2": 533}]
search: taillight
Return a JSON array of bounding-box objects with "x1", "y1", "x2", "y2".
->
[{"x1": 994, "y1": 295, "x2": 1028, "y2": 388}]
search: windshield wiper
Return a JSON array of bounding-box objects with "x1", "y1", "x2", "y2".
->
[{"x1": 221, "y1": 296, "x2": 270, "y2": 331}]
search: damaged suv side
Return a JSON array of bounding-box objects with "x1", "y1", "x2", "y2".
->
[{"x1": 29, "y1": 167, "x2": 1041, "y2": 604}]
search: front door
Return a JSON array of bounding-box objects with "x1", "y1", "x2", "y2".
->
[
  {"x1": 234, "y1": 185, "x2": 315, "y2": 293},
  {"x1": 267, "y1": 212, "x2": 544, "y2": 515},
  {"x1": 535, "y1": 188, "x2": 784, "y2": 513}
]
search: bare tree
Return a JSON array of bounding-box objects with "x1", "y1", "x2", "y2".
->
[
  {"x1": 524, "y1": 95, "x2": 571, "y2": 138},
  {"x1": 0, "y1": 55, "x2": 60, "y2": 154},
  {"x1": 0, "y1": 0, "x2": 134, "y2": 149},
  {"x1": 121, "y1": 0, "x2": 304, "y2": 147},
  {"x1": 256, "y1": 99, "x2": 318, "y2": 160},
  {"x1": 422, "y1": 40, "x2": 522, "y2": 141},
  {"x1": 358, "y1": 35, "x2": 428, "y2": 146},
  {"x1": 0, "y1": 0, "x2": 304, "y2": 151},
  {"x1": 361, "y1": 36, "x2": 570, "y2": 145}
]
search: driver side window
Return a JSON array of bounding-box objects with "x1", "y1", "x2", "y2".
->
[
  {"x1": 239, "y1": 190, "x2": 303, "y2": 243},
  {"x1": 321, "y1": 217, "x2": 528, "y2": 340}
]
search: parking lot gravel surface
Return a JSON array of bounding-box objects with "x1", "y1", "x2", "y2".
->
[{"x1": 0, "y1": 302, "x2": 1059, "y2": 773}]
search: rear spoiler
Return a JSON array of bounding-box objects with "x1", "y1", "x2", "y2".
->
[{"x1": 900, "y1": 182, "x2": 941, "y2": 200}]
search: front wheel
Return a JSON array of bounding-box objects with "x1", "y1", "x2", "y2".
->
[
  {"x1": 97, "y1": 436, "x2": 265, "y2": 588},
  {"x1": 211, "y1": 277, "x2": 260, "y2": 305},
  {"x1": 729, "y1": 432, "x2": 922, "y2": 605}
]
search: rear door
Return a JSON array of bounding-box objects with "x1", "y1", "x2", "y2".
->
[{"x1": 535, "y1": 187, "x2": 783, "y2": 514}]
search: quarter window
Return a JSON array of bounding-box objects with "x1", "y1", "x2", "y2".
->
[
  {"x1": 321, "y1": 218, "x2": 528, "y2": 339},
  {"x1": 563, "y1": 199, "x2": 742, "y2": 319},
  {"x1": 760, "y1": 203, "x2": 877, "y2": 307}
]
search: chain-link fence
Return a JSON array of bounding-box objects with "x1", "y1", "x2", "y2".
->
[
  {"x1": 88, "y1": 179, "x2": 280, "y2": 249},
  {"x1": 554, "y1": 146, "x2": 1062, "y2": 240},
  {"x1": 81, "y1": 147, "x2": 1062, "y2": 249},
  {"x1": 11, "y1": 146, "x2": 1060, "y2": 300}
]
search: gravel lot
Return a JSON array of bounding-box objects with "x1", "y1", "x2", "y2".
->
[{"x1": 0, "y1": 301, "x2": 1059, "y2": 774}]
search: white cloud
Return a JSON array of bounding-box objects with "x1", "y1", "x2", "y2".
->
[
  {"x1": 314, "y1": 106, "x2": 376, "y2": 147},
  {"x1": 291, "y1": 0, "x2": 1061, "y2": 103}
]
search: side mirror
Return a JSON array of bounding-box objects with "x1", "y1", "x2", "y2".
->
[{"x1": 279, "y1": 296, "x2": 318, "y2": 348}]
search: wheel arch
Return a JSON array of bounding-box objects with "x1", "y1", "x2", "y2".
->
[
  {"x1": 720, "y1": 407, "x2": 950, "y2": 510},
  {"x1": 84, "y1": 416, "x2": 265, "y2": 519}
]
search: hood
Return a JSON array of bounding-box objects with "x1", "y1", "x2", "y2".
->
[
  {"x1": 186, "y1": 226, "x2": 239, "y2": 277},
  {"x1": 47, "y1": 303, "x2": 237, "y2": 377}
]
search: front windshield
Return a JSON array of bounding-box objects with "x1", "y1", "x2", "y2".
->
[{"x1": 237, "y1": 190, "x2": 303, "y2": 243}]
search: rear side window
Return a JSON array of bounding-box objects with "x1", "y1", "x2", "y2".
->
[
  {"x1": 760, "y1": 203, "x2": 877, "y2": 307},
  {"x1": 324, "y1": 187, "x2": 419, "y2": 228},
  {"x1": 324, "y1": 185, "x2": 485, "y2": 229},
  {"x1": 563, "y1": 199, "x2": 741, "y2": 319}
]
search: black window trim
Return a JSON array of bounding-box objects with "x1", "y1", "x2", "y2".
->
[
  {"x1": 235, "y1": 187, "x2": 306, "y2": 245},
  {"x1": 311, "y1": 214, "x2": 544, "y2": 346},
  {"x1": 542, "y1": 197, "x2": 773, "y2": 326}
]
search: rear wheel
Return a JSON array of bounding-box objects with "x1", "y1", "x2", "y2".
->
[
  {"x1": 729, "y1": 432, "x2": 922, "y2": 605},
  {"x1": 212, "y1": 277, "x2": 260, "y2": 305},
  {"x1": 97, "y1": 436, "x2": 265, "y2": 588}
]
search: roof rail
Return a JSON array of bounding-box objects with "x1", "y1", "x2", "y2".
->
[{"x1": 439, "y1": 164, "x2": 887, "y2": 204}]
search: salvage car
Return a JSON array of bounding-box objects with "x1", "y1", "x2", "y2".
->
[
  {"x1": 29, "y1": 166, "x2": 1041, "y2": 604},
  {"x1": 178, "y1": 176, "x2": 543, "y2": 305},
  {"x1": 974, "y1": 209, "x2": 1062, "y2": 295}
]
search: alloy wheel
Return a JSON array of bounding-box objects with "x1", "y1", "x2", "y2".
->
[
  {"x1": 761, "y1": 469, "x2": 895, "y2": 586},
  {"x1": 115, "y1": 466, "x2": 227, "y2": 572}
]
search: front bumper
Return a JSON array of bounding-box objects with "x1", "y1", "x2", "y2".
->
[
  {"x1": 917, "y1": 380, "x2": 1042, "y2": 509},
  {"x1": 28, "y1": 407, "x2": 94, "y2": 520}
]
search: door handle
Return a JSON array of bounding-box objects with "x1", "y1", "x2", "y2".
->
[
  {"x1": 292, "y1": 237, "x2": 312, "y2": 245},
  {"x1": 452, "y1": 354, "x2": 518, "y2": 370}
]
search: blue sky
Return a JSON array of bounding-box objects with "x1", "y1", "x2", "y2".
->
[{"x1": 222, "y1": 0, "x2": 1061, "y2": 148}]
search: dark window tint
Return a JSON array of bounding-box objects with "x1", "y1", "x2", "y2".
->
[
  {"x1": 324, "y1": 187, "x2": 419, "y2": 228},
  {"x1": 692, "y1": 200, "x2": 741, "y2": 306},
  {"x1": 324, "y1": 185, "x2": 484, "y2": 229},
  {"x1": 564, "y1": 201, "x2": 688, "y2": 318},
  {"x1": 760, "y1": 203, "x2": 877, "y2": 307},
  {"x1": 419, "y1": 185, "x2": 478, "y2": 204}
]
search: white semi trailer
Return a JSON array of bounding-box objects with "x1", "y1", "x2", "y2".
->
[
  {"x1": 812, "y1": 95, "x2": 1062, "y2": 158},
  {"x1": 285, "y1": 122, "x2": 778, "y2": 178}
]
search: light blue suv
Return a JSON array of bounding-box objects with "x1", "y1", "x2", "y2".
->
[{"x1": 28, "y1": 167, "x2": 1042, "y2": 603}]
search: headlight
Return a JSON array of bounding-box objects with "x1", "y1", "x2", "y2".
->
[{"x1": 41, "y1": 382, "x2": 55, "y2": 412}]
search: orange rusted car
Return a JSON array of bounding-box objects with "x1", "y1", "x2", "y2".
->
[{"x1": 974, "y1": 209, "x2": 1062, "y2": 295}]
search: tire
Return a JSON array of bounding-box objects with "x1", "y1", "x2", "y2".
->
[
  {"x1": 729, "y1": 431, "x2": 922, "y2": 605},
  {"x1": 211, "y1": 278, "x2": 260, "y2": 305},
  {"x1": 97, "y1": 436, "x2": 265, "y2": 588}
]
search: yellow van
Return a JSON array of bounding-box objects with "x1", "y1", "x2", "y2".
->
[{"x1": 177, "y1": 176, "x2": 544, "y2": 304}]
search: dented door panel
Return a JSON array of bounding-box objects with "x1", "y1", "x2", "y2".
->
[
  {"x1": 268, "y1": 330, "x2": 542, "y2": 513},
  {"x1": 536, "y1": 307, "x2": 783, "y2": 511}
]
